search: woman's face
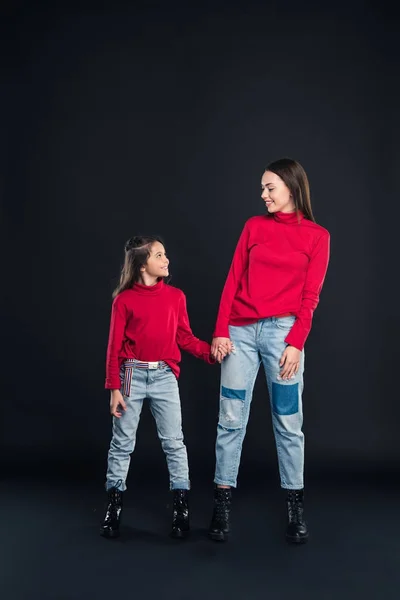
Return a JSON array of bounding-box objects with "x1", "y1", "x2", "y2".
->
[{"x1": 261, "y1": 170, "x2": 295, "y2": 214}]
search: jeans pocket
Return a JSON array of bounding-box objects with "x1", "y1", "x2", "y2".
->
[{"x1": 275, "y1": 316, "x2": 296, "y2": 330}]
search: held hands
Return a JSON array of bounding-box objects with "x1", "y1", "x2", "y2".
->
[
  {"x1": 110, "y1": 389, "x2": 127, "y2": 418},
  {"x1": 211, "y1": 337, "x2": 235, "y2": 364},
  {"x1": 279, "y1": 345, "x2": 301, "y2": 380}
]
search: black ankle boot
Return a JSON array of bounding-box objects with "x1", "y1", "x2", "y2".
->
[
  {"x1": 285, "y1": 489, "x2": 308, "y2": 544},
  {"x1": 170, "y1": 489, "x2": 190, "y2": 539},
  {"x1": 100, "y1": 487, "x2": 123, "y2": 538},
  {"x1": 208, "y1": 487, "x2": 232, "y2": 542}
]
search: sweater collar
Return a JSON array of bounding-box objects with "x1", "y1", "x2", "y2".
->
[
  {"x1": 272, "y1": 210, "x2": 303, "y2": 224},
  {"x1": 133, "y1": 279, "x2": 164, "y2": 295}
]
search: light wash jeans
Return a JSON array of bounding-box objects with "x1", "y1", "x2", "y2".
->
[
  {"x1": 106, "y1": 360, "x2": 190, "y2": 492},
  {"x1": 214, "y1": 317, "x2": 305, "y2": 490}
]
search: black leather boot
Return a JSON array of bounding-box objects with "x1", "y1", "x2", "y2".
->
[
  {"x1": 208, "y1": 487, "x2": 232, "y2": 541},
  {"x1": 170, "y1": 489, "x2": 190, "y2": 539},
  {"x1": 100, "y1": 487, "x2": 123, "y2": 538},
  {"x1": 285, "y1": 489, "x2": 308, "y2": 544}
]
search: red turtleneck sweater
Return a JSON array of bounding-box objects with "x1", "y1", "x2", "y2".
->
[
  {"x1": 105, "y1": 280, "x2": 214, "y2": 389},
  {"x1": 213, "y1": 211, "x2": 330, "y2": 351}
]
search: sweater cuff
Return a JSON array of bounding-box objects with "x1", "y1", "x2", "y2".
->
[
  {"x1": 284, "y1": 331, "x2": 305, "y2": 352},
  {"x1": 213, "y1": 327, "x2": 230, "y2": 339},
  {"x1": 207, "y1": 352, "x2": 217, "y2": 365},
  {"x1": 105, "y1": 379, "x2": 121, "y2": 390}
]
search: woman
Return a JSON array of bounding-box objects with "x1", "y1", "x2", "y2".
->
[{"x1": 208, "y1": 158, "x2": 330, "y2": 544}]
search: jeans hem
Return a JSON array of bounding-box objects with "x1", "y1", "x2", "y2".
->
[
  {"x1": 281, "y1": 484, "x2": 304, "y2": 490},
  {"x1": 214, "y1": 479, "x2": 237, "y2": 488},
  {"x1": 105, "y1": 481, "x2": 126, "y2": 492},
  {"x1": 170, "y1": 481, "x2": 191, "y2": 491}
]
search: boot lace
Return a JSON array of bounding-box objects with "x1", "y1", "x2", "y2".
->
[
  {"x1": 215, "y1": 490, "x2": 231, "y2": 521},
  {"x1": 287, "y1": 490, "x2": 303, "y2": 524}
]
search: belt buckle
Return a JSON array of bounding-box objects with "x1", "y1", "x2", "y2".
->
[{"x1": 148, "y1": 362, "x2": 159, "y2": 370}]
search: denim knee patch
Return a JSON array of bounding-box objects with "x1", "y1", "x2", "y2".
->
[
  {"x1": 272, "y1": 382, "x2": 299, "y2": 416},
  {"x1": 218, "y1": 387, "x2": 246, "y2": 430},
  {"x1": 221, "y1": 386, "x2": 246, "y2": 400}
]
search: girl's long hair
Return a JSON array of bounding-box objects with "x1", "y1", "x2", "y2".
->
[
  {"x1": 112, "y1": 235, "x2": 164, "y2": 298},
  {"x1": 265, "y1": 158, "x2": 316, "y2": 222}
]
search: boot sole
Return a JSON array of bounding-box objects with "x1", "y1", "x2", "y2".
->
[
  {"x1": 170, "y1": 530, "x2": 190, "y2": 539},
  {"x1": 286, "y1": 533, "x2": 308, "y2": 544},
  {"x1": 208, "y1": 531, "x2": 227, "y2": 542},
  {"x1": 100, "y1": 529, "x2": 120, "y2": 539}
]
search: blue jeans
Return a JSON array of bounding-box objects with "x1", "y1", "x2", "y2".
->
[
  {"x1": 106, "y1": 361, "x2": 190, "y2": 491},
  {"x1": 214, "y1": 317, "x2": 305, "y2": 490}
]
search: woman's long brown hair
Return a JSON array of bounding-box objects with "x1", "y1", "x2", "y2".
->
[{"x1": 265, "y1": 158, "x2": 316, "y2": 222}]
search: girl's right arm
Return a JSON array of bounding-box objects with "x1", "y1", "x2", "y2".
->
[
  {"x1": 213, "y1": 220, "x2": 251, "y2": 340},
  {"x1": 105, "y1": 296, "x2": 127, "y2": 391}
]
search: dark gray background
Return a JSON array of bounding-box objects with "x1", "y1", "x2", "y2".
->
[{"x1": 2, "y1": 0, "x2": 399, "y2": 484}]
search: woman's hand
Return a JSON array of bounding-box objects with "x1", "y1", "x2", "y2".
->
[
  {"x1": 279, "y1": 345, "x2": 301, "y2": 380},
  {"x1": 110, "y1": 389, "x2": 127, "y2": 418},
  {"x1": 211, "y1": 337, "x2": 234, "y2": 363}
]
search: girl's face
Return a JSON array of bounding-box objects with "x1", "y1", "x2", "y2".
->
[
  {"x1": 141, "y1": 242, "x2": 169, "y2": 279},
  {"x1": 261, "y1": 170, "x2": 295, "y2": 214}
]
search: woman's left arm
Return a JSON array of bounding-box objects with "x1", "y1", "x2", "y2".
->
[{"x1": 285, "y1": 230, "x2": 331, "y2": 352}]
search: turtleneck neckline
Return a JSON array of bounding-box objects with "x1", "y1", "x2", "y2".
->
[
  {"x1": 133, "y1": 279, "x2": 164, "y2": 295},
  {"x1": 272, "y1": 210, "x2": 303, "y2": 224}
]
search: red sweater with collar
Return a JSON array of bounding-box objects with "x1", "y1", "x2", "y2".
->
[
  {"x1": 105, "y1": 280, "x2": 213, "y2": 389},
  {"x1": 213, "y1": 211, "x2": 330, "y2": 351}
]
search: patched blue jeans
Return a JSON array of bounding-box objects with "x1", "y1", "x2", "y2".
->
[{"x1": 214, "y1": 317, "x2": 305, "y2": 490}]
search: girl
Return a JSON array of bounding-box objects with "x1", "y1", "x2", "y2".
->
[
  {"x1": 101, "y1": 235, "x2": 224, "y2": 539},
  {"x1": 208, "y1": 158, "x2": 330, "y2": 543}
]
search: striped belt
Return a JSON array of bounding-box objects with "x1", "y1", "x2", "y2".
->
[{"x1": 124, "y1": 359, "x2": 167, "y2": 370}]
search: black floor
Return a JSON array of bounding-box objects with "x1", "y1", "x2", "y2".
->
[{"x1": 1, "y1": 472, "x2": 399, "y2": 600}]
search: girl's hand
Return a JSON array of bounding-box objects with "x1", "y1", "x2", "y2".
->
[
  {"x1": 215, "y1": 346, "x2": 228, "y2": 363},
  {"x1": 211, "y1": 337, "x2": 233, "y2": 360},
  {"x1": 279, "y1": 346, "x2": 301, "y2": 381},
  {"x1": 110, "y1": 389, "x2": 127, "y2": 418}
]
